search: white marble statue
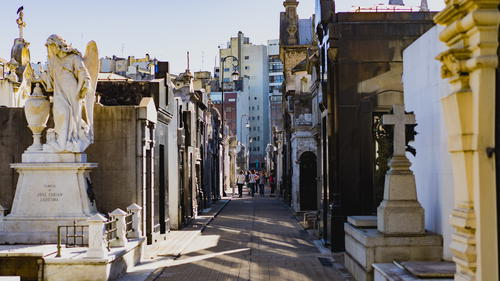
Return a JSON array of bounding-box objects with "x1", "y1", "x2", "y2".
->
[{"x1": 40, "y1": 34, "x2": 99, "y2": 153}]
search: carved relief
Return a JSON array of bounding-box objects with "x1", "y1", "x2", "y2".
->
[{"x1": 436, "y1": 48, "x2": 470, "y2": 79}]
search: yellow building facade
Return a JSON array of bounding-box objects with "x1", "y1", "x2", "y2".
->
[{"x1": 435, "y1": 0, "x2": 499, "y2": 280}]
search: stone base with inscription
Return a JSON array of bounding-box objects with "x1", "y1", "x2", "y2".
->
[{"x1": 0, "y1": 152, "x2": 98, "y2": 244}]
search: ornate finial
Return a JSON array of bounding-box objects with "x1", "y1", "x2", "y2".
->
[
  {"x1": 419, "y1": 0, "x2": 429, "y2": 11},
  {"x1": 16, "y1": 6, "x2": 26, "y2": 39}
]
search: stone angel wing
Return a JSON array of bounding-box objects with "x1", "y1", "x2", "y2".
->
[
  {"x1": 16, "y1": 62, "x2": 34, "y2": 106},
  {"x1": 83, "y1": 41, "x2": 99, "y2": 142}
]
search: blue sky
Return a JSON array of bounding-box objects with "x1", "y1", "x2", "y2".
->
[{"x1": 0, "y1": 0, "x2": 444, "y2": 74}]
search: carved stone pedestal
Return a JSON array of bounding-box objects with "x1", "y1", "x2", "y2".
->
[
  {"x1": 344, "y1": 223, "x2": 442, "y2": 281},
  {"x1": 0, "y1": 152, "x2": 97, "y2": 244}
]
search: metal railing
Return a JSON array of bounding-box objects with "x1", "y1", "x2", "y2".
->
[
  {"x1": 104, "y1": 219, "x2": 118, "y2": 250},
  {"x1": 54, "y1": 204, "x2": 142, "y2": 259},
  {"x1": 56, "y1": 221, "x2": 88, "y2": 257}
]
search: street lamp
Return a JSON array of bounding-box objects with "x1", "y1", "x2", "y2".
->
[{"x1": 220, "y1": 55, "x2": 239, "y2": 198}]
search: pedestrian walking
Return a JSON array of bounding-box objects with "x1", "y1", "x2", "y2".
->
[
  {"x1": 248, "y1": 170, "x2": 256, "y2": 197},
  {"x1": 236, "y1": 170, "x2": 246, "y2": 198},
  {"x1": 254, "y1": 171, "x2": 261, "y2": 197},
  {"x1": 259, "y1": 171, "x2": 266, "y2": 196}
]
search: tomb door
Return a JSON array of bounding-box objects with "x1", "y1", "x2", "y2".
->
[
  {"x1": 178, "y1": 150, "x2": 186, "y2": 226},
  {"x1": 321, "y1": 117, "x2": 329, "y2": 241},
  {"x1": 299, "y1": 151, "x2": 318, "y2": 211},
  {"x1": 159, "y1": 144, "x2": 167, "y2": 234}
]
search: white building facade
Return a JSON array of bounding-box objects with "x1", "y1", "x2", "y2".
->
[{"x1": 220, "y1": 32, "x2": 269, "y2": 169}]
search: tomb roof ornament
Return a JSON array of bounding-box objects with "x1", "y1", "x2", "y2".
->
[
  {"x1": 16, "y1": 6, "x2": 26, "y2": 39},
  {"x1": 420, "y1": 0, "x2": 429, "y2": 11}
]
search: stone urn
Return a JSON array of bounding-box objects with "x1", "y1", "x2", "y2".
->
[{"x1": 24, "y1": 83, "x2": 50, "y2": 151}]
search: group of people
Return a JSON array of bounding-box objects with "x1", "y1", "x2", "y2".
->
[{"x1": 236, "y1": 170, "x2": 276, "y2": 198}]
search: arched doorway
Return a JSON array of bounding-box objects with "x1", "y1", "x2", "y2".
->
[{"x1": 299, "y1": 151, "x2": 317, "y2": 210}]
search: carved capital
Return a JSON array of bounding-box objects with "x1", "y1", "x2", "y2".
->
[
  {"x1": 327, "y1": 47, "x2": 338, "y2": 61},
  {"x1": 436, "y1": 48, "x2": 471, "y2": 78}
]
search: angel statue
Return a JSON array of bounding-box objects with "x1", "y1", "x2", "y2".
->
[{"x1": 40, "y1": 34, "x2": 99, "y2": 153}]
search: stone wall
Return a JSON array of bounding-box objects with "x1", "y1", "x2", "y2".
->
[
  {"x1": 86, "y1": 105, "x2": 139, "y2": 213},
  {"x1": 402, "y1": 25, "x2": 454, "y2": 260},
  {"x1": 0, "y1": 108, "x2": 31, "y2": 210}
]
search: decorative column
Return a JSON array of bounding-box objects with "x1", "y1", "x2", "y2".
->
[
  {"x1": 87, "y1": 214, "x2": 107, "y2": 258},
  {"x1": 127, "y1": 203, "x2": 143, "y2": 238},
  {"x1": 435, "y1": 1, "x2": 499, "y2": 280},
  {"x1": 110, "y1": 208, "x2": 127, "y2": 247}
]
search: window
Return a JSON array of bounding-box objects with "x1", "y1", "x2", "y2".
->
[
  {"x1": 257, "y1": 116, "x2": 260, "y2": 120},
  {"x1": 257, "y1": 106, "x2": 260, "y2": 110},
  {"x1": 224, "y1": 68, "x2": 230, "y2": 72},
  {"x1": 269, "y1": 75, "x2": 284, "y2": 83},
  {"x1": 257, "y1": 136, "x2": 260, "y2": 141},
  {"x1": 251, "y1": 106, "x2": 254, "y2": 110},
  {"x1": 257, "y1": 147, "x2": 260, "y2": 152},
  {"x1": 226, "y1": 108, "x2": 232, "y2": 112},
  {"x1": 257, "y1": 126, "x2": 260, "y2": 131},
  {"x1": 245, "y1": 56, "x2": 249, "y2": 60},
  {"x1": 252, "y1": 116, "x2": 255, "y2": 120},
  {"x1": 245, "y1": 66, "x2": 249, "y2": 70},
  {"x1": 269, "y1": 85, "x2": 282, "y2": 93},
  {"x1": 254, "y1": 97, "x2": 257, "y2": 100},
  {"x1": 223, "y1": 78, "x2": 230, "y2": 82}
]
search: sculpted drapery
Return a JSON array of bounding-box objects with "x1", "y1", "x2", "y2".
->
[{"x1": 42, "y1": 34, "x2": 94, "y2": 152}]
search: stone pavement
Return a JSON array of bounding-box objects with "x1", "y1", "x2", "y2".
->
[
  {"x1": 148, "y1": 195, "x2": 353, "y2": 281},
  {"x1": 118, "y1": 199, "x2": 231, "y2": 281}
]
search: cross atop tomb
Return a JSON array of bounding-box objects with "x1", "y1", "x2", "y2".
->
[{"x1": 382, "y1": 104, "x2": 415, "y2": 157}]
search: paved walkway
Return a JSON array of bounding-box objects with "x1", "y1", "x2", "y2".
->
[{"x1": 151, "y1": 195, "x2": 351, "y2": 281}]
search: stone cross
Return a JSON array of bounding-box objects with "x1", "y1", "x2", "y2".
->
[{"x1": 382, "y1": 104, "x2": 415, "y2": 156}]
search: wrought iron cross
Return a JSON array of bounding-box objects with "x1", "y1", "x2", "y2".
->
[{"x1": 382, "y1": 104, "x2": 416, "y2": 156}]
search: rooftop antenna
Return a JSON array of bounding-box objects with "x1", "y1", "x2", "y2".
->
[{"x1": 187, "y1": 51, "x2": 190, "y2": 71}]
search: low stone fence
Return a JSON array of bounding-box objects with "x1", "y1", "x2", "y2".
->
[
  {"x1": 55, "y1": 203, "x2": 143, "y2": 259},
  {"x1": 87, "y1": 203, "x2": 143, "y2": 258}
]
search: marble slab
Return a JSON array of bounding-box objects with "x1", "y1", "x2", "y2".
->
[
  {"x1": 373, "y1": 263, "x2": 453, "y2": 281},
  {"x1": 21, "y1": 152, "x2": 87, "y2": 163},
  {"x1": 399, "y1": 261, "x2": 455, "y2": 278},
  {"x1": 348, "y1": 216, "x2": 377, "y2": 227}
]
